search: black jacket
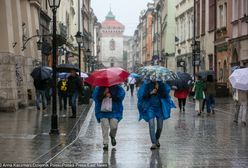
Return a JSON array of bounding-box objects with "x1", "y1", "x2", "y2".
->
[{"x1": 67, "y1": 75, "x2": 82, "y2": 94}]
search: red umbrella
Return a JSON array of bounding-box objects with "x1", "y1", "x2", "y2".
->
[{"x1": 85, "y1": 67, "x2": 129, "y2": 87}]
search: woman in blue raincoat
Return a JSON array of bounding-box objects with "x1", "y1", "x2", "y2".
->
[
  {"x1": 93, "y1": 85, "x2": 125, "y2": 151},
  {"x1": 137, "y1": 80, "x2": 175, "y2": 150}
]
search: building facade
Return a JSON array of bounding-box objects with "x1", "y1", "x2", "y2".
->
[
  {"x1": 195, "y1": 0, "x2": 216, "y2": 73},
  {"x1": 100, "y1": 10, "x2": 125, "y2": 68},
  {"x1": 229, "y1": 0, "x2": 248, "y2": 68},
  {"x1": 175, "y1": 0, "x2": 194, "y2": 73},
  {"x1": 159, "y1": 0, "x2": 176, "y2": 71},
  {"x1": 0, "y1": 0, "x2": 51, "y2": 111},
  {"x1": 214, "y1": 0, "x2": 232, "y2": 84}
]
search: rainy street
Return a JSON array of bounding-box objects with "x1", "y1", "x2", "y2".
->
[{"x1": 48, "y1": 90, "x2": 248, "y2": 168}]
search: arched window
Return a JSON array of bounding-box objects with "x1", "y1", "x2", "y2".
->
[{"x1": 110, "y1": 39, "x2": 115, "y2": 50}]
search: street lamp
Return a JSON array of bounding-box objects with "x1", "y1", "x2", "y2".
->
[
  {"x1": 85, "y1": 49, "x2": 91, "y2": 72},
  {"x1": 75, "y1": 31, "x2": 83, "y2": 76},
  {"x1": 48, "y1": 0, "x2": 61, "y2": 135}
]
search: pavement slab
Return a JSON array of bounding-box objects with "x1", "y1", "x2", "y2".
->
[{"x1": 49, "y1": 89, "x2": 248, "y2": 168}]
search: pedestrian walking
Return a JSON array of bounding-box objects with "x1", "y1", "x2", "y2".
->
[
  {"x1": 233, "y1": 88, "x2": 240, "y2": 124},
  {"x1": 174, "y1": 89, "x2": 190, "y2": 112},
  {"x1": 137, "y1": 80, "x2": 175, "y2": 150},
  {"x1": 205, "y1": 75, "x2": 216, "y2": 115},
  {"x1": 237, "y1": 90, "x2": 248, "y2": 126},
  {"x1": 92, "y1": 85, "x2": 125, "y2": 151},
  {"x1": 67, "y1": 70, "x2": 82, "y2": 118},
  {"x1": 128, "y1": 76, "x2": 136, "y2": 96},
  {"x1": 33, "y1": 79, "x2": 49, "y2": 110},
  {"x1": 57, "y1": 78, "x2": 68, "y2": 111},
  {"x1": 192, "y1": 75, "x2": 205, "y2": 116}
]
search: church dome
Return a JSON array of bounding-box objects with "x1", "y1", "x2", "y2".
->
[{"x1": 101, "y1": 10, "x2": 125, "y2": 29}]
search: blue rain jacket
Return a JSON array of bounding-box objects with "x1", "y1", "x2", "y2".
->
[
  {"x1": 93, "y1": 85, "x2": 125, "y2": 123},
  {"x1": 137, "y1": 80, "x2": 176, "y2": 122}
]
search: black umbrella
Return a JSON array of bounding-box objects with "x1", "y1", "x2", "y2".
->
[
  {"x1": 173, "y1": 72, "x2": 193, "y2": 90},
  {"x1": 31, "y1": 66, "x2": 52, "y2": 80},
  {"x1": 57, "y1": 64, "x2": 80, "y2": 73}
]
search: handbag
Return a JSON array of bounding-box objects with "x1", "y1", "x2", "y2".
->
[{"x1": 100, "y1": 97, "x2": 112, "y2": 112}]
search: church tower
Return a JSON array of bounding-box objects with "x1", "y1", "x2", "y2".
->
[{"x1": 100, "y1": 10, "x2": 125, "y2": 68}]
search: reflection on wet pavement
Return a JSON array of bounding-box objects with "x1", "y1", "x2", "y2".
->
[{"x1": 50, "y1": 90, "x2": 248, "y2": 167}]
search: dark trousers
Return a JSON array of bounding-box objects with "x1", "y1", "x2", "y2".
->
[
  {"x1": 234, "y1": 100, "x2": 240, "y2": 121},
  {"x1": 69, "y1": 92, "x2": 78, "y2": 116},
  {"x1": 130, "y1": 84, "x2": 135, "y2": 96},
  {"x1": 59, "y1": 92, "x2": 67, "y2": 110},
  {"x1": 178, "y1": 98, "x2": 186, "y2": 110},
  {"x1": 202, "y1": 99, "x2": 206, "y2": 112}
]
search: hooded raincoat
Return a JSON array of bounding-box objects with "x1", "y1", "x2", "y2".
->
[
  {"x1": 137, "y1": 81, "x2": 176, "y2": 122},
  {"x1": 93, "y1": 85, "x2": 125, "y2": 123}
]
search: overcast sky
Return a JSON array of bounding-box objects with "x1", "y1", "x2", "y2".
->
[{"x1": 91, "y1": 0, "x2": 152, "y2": 36}]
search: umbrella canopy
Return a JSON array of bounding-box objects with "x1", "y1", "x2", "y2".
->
[
  {"x1": 136, "y1": 65, "x2": 178, "y2": 81},
  {"x1": 31, "y1": 66, "x2": 52, "y2": 80},
  {"x1": 197, "y1": 70, "x2": 216, "y2": 80},
  {"x1": 130, "y1": 73, "x2": 140, "y2": 78},
  {"x1": 173, "y1": 72, "x2": 193, "y2": 90},
  {"x1": 229, "y1": 68, "x2": 248, "y2": 91},
  {"x1": 85, "y1": 67, "x2": 129, "y2": 87},
  {"x1": 58, "y1": 72, "x2": 68, "y2": 79},
  {"x1": 76, "y1": 72, "x2": 88, "y2": 78},
  {"x1": 57, "y1": 64, "x2": 80, "y2": 73}
]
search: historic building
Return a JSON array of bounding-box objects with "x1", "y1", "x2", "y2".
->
[
  {"x1": 195, "y1": 0, "x2": 216, "y2": 73},
  {"x1": 0, "y1": 0, "x2": 52, "y2": 111},
  {"x1": 229, "y1": 0, "x2": 248, "y2": 68},
  {"x1": 100, "y1": 10, "x2": 125, "y2": 68},
  {"x1": 175, "y1": 0, "x2": 194, "y2": 73},
  {"x1": 214, "y1": 0, "x2": 231, "y2": 83}
]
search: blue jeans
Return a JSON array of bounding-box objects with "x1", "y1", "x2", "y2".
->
[
  {"x1": 148, "y1": 118, "x2": 163, "y2": 144},
  {"x1": 69, "y1": 92, "x2": 78, "y2": 115},
  {"x1": 206, "y1": 95, "x2": 215, "y2": 113},
  {"x1": 35, "y1": 90, "x2": 47, "y2": 109}
]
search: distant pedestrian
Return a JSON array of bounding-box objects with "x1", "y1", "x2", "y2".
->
[
  {"x1": 233, "y1": 88, "x2": 240, "y2": 124},
  {"x1": 93, "y1": 85, "x2": 125, "y2": 151},
  {"x1": 205, "y1": 75, "x2": 216, "y2": 115},
  {"x1": 192, "y1": 75, "x2": 205, "y2": 116},
  {"x1": 174, "y1": 89, "x2": 190, "y2": 112},
  {"x1": 237, "y1": 90, "x2": 248, "y2": 126},
  {"x1": 128, "y1": 76, "x2": 136, "y2": 96},
  {"x1": 33, "y1": 79, "x2": 49, "y2": 110},
  {"x1": 57, "y1": 78, "x2": 68, "y2": 111},
  {"x1": 67, "y1": 70, "x2": 82, "y2": 118},
  {"x1": 137, "y1": 80, "x2": 175, "y2": 150}
]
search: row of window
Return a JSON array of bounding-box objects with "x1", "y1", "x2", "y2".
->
[{"x1": 232, "y1": 0, "x2": 248, "y2": 21}]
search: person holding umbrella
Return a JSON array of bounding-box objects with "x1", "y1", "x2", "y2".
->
[
  {"x1": 67, "y1": 69, "x2": 82, "y2": 118},
  {"x1": 93, "y1": 85, "x2": 125, "y2": 151},
  {"x1": 229, "y1": 67, "x2": 248, "y2": 126},
  {"x1": 33, "y1": 79, "x2": 49, "y2": 110},
  {"x1": 57, "y1": 77, "x2": 68, "y2": 112},
  {"x1": 137, "y1": 78, "x2": 175, "y2": 150},
  {"x1": 86, "y1": 67, "x2": 128, "y2": 151},
  {"x1": 192, "y1": 75, "x2": 205, "y2": 116},
  {"x1": 205, "y1": 75, "x2": 216, "y2": 115},
  {"x1": 174, "y1": 89, "x2": 190, "y2": 112}
]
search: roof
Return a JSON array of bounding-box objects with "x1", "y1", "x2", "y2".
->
[{"x1": 101, "y1": 10, "x2": 125, "y2": 29}]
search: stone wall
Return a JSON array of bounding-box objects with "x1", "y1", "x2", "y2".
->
[{"x1": 0, "y1": 52, "x2": 31, "y2": 112}]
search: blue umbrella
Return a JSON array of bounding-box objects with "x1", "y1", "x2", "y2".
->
[
  {"x1": 130, "y1": 73, "x2": 140, "y2": 78},
  {"x1": 31, "y1": 66, "x2": 52, "y2": 80}
]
